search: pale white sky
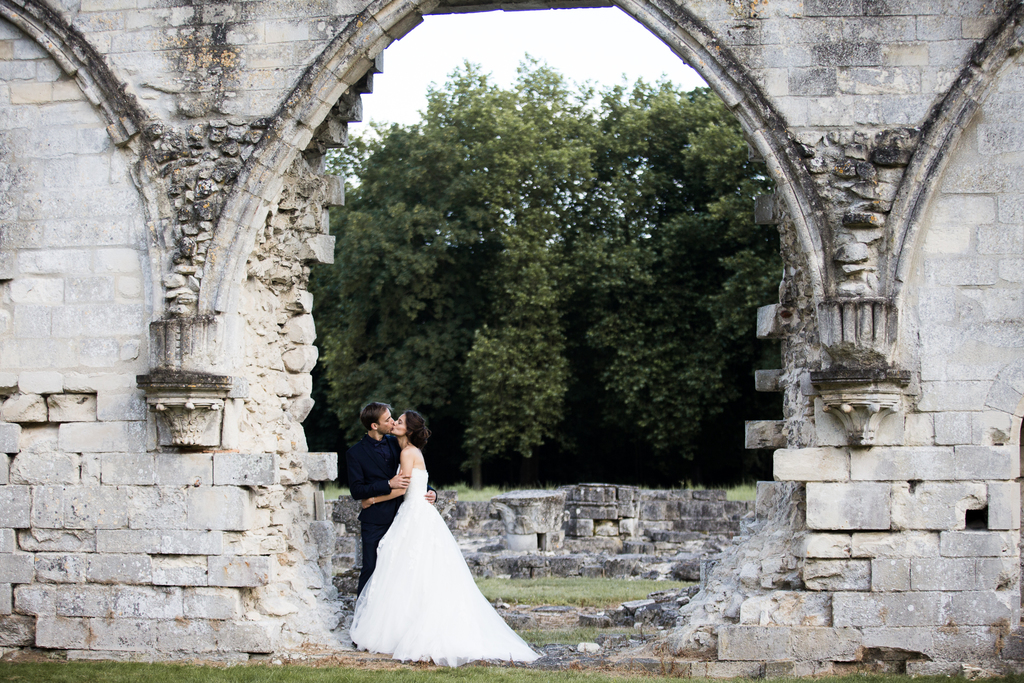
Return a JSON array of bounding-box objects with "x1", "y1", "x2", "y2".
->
[{"x1": 358, "y1": 7, "x2": 707, "y2": 127}]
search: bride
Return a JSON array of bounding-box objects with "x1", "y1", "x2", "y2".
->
[{"x1": 349, "y1": 410, "x2": 540, "y2": 667}]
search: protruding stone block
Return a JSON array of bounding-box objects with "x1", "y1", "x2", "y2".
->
[
  {"x1": 214, "y1": 452, "x2": 276, "y2": 486},
  {"x1": 282, "y1": 314, "x2": 316, "y2": 345},
  {"x1": 282, "y1": 346, "x2": 318, "y2": 374},
  {"x1": 850, "y1": 447, "x2": 953, "y2": 480},
  {"x1": 46, "y1": 394, "x2": 97, "y2": 422},
  {"x1": 774, "y1": 447, "x2": 849, "y2": 481},
  {"x1": 746, "y1": 420, "x2": 786, "y2": 449},
  {"x1": 207, "y1": 555, "x2": 272, "y2": 587},
  {"x1": 187, "y1": 487, "x2": 254, "y2": 531},
  {"x1": 803, "y1": 559, "x2": 870, "y2": 591},
  {"x1": 891, "y1": 482, "x2": 987, "y2": 530},
  {"x1": 19, "y1": 372, "x2": 63, "y2": 395},
  {"x1": 2, "y1": 394, "x2": 47, "y2": 423},
  {"x1": 301, "y1": 451, "x2": 337, "y2": 482},
  {"x1": 953, "y1": 445, "x2": 1019, "y2": 480},
  {"x1": 806, "y1": 482, "x2": 890, "y2": 530},
  {"x1": 755, "y1": 369, "x2": 784, "y2": 392}
]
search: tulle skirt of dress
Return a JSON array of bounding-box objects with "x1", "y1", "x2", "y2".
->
[{"x1": 350, "y1": 469, "x2": 539, "y2": 667}]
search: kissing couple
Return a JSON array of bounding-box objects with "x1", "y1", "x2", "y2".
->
[{"x1": 345, "y1": 401, "x2": 539, "y2": 667}]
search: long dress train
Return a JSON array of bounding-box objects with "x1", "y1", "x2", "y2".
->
[{"x1": 349, "y1": 468, "x2": 540, "y2": 667}]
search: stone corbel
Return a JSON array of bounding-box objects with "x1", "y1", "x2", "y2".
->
[
  {"x1": 137, "y1": 371, "x2": 233, "y2": 449},
  {"x1": 810, "y1": 368, "x2": 910, "y2": 447}
]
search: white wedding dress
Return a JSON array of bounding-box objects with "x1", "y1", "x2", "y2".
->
[{"x1": 350, "y1": 468, "x2": 540, "y2": 667}]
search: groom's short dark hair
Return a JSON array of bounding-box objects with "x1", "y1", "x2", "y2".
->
[{"x1": 360, "y1": 402, "x2": 392, "y2": 430}]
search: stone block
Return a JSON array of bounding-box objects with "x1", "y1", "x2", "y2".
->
[
  {"x1": 155, "y1": 453, "x2": 213, "y2": 486},
  {"x1": 0, "y1": 528, "x2": 13, "y2": 553},
  {"x1": 17, "y1": 529, "x2": 96, "y2": 553},
  {"x1": 188, "y1": 487, "x2": 254, "y2": 530},
  {"x1": 871, "y1": 558, "x2": 910, "y2": 591},
  {"x1": 152, "y1": 556, "x2": 208, "y2": 586},
  {"x1": 891, "y1": 481, "x2": 987, "y2": 530},
  {"x1": 806, "y1": 482, "x2": 890, "y2": 530},
  {"x1": 738, "y1": 592, "x2": 832, "y2": 627},
  {"x1": 31, "y1": 485, "x2": 64, "y2": 528},
  {"x1": 96, "y1": 529, "x2": 161, "y2": 554},
  {"x1": 160, "y1": 530, "x2": 223, "y2": 555},
  {"x1": 718, "y1": 625, "x2": 861, "y2": 662},
  {"x1": 850, "y1": 446, "x2": 953, "y2": 480},
  {"x1": 0, "y1": 554, "x2": 33, "y2": 583},
  {"x1": 301, "y1": 451, "x2": 337, "y2": 482},
  {"x1": 55, "y1": 584, "x2": 114, "y2": 617},
  {"x1": 803, "y1": 559, "x2": 870, "y2": 591},
  {"x1": 46, "y1": 394, "x2": 96, "y2": 422},
  {"x1": 86, "y1": 553, "x2": 151, "y2": 584},
  {"x1": 35, "y1": 553, "x2": 86, "y2": 583},
  {"x1": 953, "y1": 445, "x2": 1018, "y2": 480},
  {"x1": 833, "y1": 591, "x2": 944, "y2": 627},
  {"x1": 282, "y1": 346, "x2": 318, "y2": 374},
  {"x1": 569, "y1": 503, "x2": 618, "y2": 520},
  {"x1": 566, "y1": 518, "x2": 593, "y2": 536},
  {"x1": 976, "y1": 557, "x2": 1018, "y2": 591},
  {"x1": 213, "y1": 452, "x2": 276, "y2": 486},
  {"x1": 745, "y1": 420, "x2": 786, "y2": 449},
  {"x1": 215, "y1": 620, "x2": 276, "y2": 653},
  {"x1": 10, "y1": 451, "x2": 79, "y2": 484},
  {"x1": 14, "y1": 584, "x2": 56, "y2": 616},
  {"x1": 0, "y1": 614, "x2": 35, "y2": 646},
  {"x1": 208, "y1": 555, "x2": 272, "y2": 587},
  {"x1": 64, "y1": 485, "x2": 129, "y2": 529},
  {"x1": 86, "y1": 616, "x2": 155, "y2": 651},
  {"x1": 153, "y1": 618, "x2": 217, "y2": 653},
  {"x1": 989, "y1": 481, "x2": 1020, "y2": 530},
  {"x1": 910, "y1": 558, "x2": 975, "y2": 591},
  {"x1": 774, "y1": 447, "x2": 849, "y2": 481},
  {"x1": 126, "y1": 486, "x2": 186, "y2": 530},
  {"x1": 19, "y1": 371, "x2": 63, "y2": 395},
  {"x1": 2, "y1": 394, "x2": 47, "y2": 422},
  {"x1": 850, "y1": 530, "x2": 939, "y2": 558},
  {"x1": 0, "y1": 423, "x2": 20, "y2": 453},
  {"x1": 96, "y1": 391, "x2": 147, "y2": 421},
  {"x1": 0, "y1": 585, "x2": 9, "y2": 615},
  {"x1": 0, "y1": 486, "x2": 30, "y2": 527},
  {"x1": 35, "y1": 616, "x2": 89, "y2": 648},
  {"x1": 940, "y1": 530, "x2": 1017, "y2": 557},
  {"x1": 111, "y1": 585, "x2": 183, "y2": 619},
  {"x1": 282, "y1": 314, "x2": 316, "y2": 345},
  {"x1": 183, "y1": 587, "x2": 242, "y2": 620},
  {"x1": 59, "y1": 421, "x2": 145, "y2": 452},
  {"x1": 0, "y1": 455, "x2": 7, "y2": 484},
  {"x1": 100, "y1": 453, "x2": 155, "y2": 484},
  {"x1": 947, "y1": 591, "x2": 1014, "y2": 626}
]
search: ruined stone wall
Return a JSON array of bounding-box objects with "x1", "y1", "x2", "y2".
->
[{"x1": 2, "y1": 0, "x2": 1024, "y2": 669}]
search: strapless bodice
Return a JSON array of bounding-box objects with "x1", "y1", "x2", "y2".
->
[{"x1": 404, "y1": 468, "x2": 429, "y2": 500}]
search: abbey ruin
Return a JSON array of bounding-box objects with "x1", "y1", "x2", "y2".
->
[{"x1": 1, "y1": 0, "x2": 1023, "y2": 672}]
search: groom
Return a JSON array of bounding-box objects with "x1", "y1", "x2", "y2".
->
[{"x1": 346, "y1": 401, "x2": 436, "y2": 596}]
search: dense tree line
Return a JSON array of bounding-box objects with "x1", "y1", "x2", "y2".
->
[{"x1": 307, "y1": 61, "x2": 782, "y2": 488}]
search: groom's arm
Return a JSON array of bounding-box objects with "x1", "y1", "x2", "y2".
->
[{"x1": 346, "y1": 449, "x2": 392, "y2": 501}]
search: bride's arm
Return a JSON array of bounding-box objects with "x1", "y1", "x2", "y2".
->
[{"x1": 362, "y1": 449, "x2": 415, "y2": 509}]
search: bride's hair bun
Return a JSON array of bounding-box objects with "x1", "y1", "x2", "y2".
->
[{"x1": 402, "y1": 410, "x2": 431, "y2": 449}]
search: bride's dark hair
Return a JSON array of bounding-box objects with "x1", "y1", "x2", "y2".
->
[{"x1": 402, "y1": 410, "x2": 431, "y2": 449}]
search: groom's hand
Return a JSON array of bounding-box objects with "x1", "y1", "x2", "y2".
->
[
  {"x1": 389, "y1": 472, "x2": 410, "y2": 489},
  {"x1": 424, "y1": 490, "x2": 437, "y2": 504}
]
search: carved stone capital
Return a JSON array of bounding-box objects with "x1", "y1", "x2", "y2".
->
[
  {"x1": 137, "y1": 370, "x2": 233, "y2": 449},
  {"x1": 810, "y1": 368, "x2": 910, "y2": 447},
  {"x1": 817, "y1": 298, "x2": 896, "y2": 365}
]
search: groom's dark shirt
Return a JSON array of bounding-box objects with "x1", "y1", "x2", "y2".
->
[{"x1": 347, "y1": 434, "x2": 402, "y2": 525}]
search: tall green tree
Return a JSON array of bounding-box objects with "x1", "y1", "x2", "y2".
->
[{"x1": 310, "y1": 61, "x2": 780, "y2": 487}]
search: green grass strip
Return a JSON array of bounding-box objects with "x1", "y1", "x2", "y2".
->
[{"x1": 474, "y1": 578, "x2": 692, "y2": 608}]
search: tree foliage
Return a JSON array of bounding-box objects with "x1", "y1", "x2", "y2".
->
[{"x1": 309, "y1": 60, "x2": 781, "y2": 486}]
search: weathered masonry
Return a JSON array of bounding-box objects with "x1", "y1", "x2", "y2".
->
[{"x1": 1, "y1": 0, "x2": 1024, "y2": 671}]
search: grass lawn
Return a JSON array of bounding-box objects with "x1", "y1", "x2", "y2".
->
[
  {"x1": 474, "y1": 578, "x2": 692, "y2": 608},
  {"x1": 6, "y1": 661, "x2": 1024, "y2": 683}
]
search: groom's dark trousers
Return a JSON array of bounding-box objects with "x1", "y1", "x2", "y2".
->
[{"x1": 346, "y1": 434, "x2": 403, "y2": 596}]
